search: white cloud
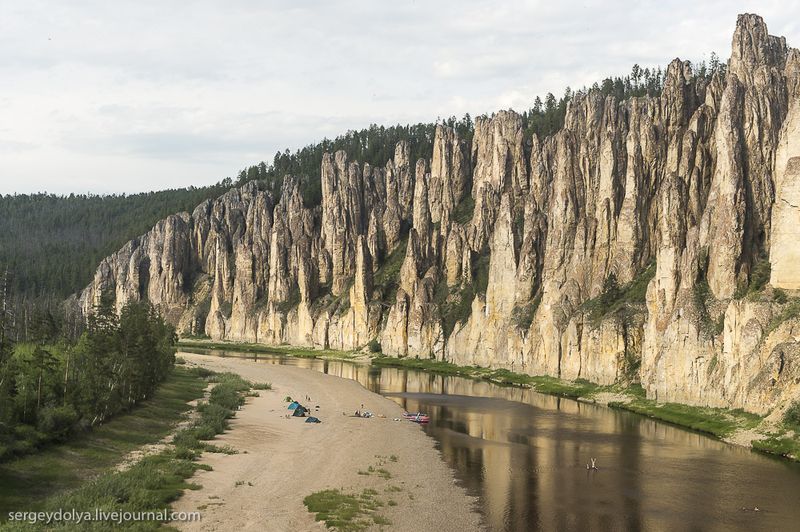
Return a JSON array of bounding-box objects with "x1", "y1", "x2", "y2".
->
[{"x1": 0, "y1": 0, "x2": 798, "y2": 194}]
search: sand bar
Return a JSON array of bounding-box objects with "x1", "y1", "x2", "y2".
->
[{"x1": 173, "y1": 352, "x2": 483, "y2": 532}]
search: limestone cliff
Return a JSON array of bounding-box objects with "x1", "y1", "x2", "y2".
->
[{"x1": 78, "y1": 14, "x2": 800, "y2": 415}]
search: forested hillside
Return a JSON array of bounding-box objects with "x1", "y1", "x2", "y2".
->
[{"x1": 0, "y1": 186, "x2": 232, "y2": 298}]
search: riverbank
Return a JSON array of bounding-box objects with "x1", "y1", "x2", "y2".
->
[
  {"x1": 177, "y1": 339, "x2": 362, "y2": 360},
  {"x1": 0, "y1": 367, "x2": 207, "y2": 520},
  {"x1": 177, "y1": 339, "x2": 800, "y2": 462},
  {"x1": 173, "y1": 352, "x2": 482, "y2": 532}
]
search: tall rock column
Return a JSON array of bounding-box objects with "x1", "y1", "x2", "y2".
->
[
  {"x1": 430, "y1": 125, "x2": 470, "y2": 223},
  {"x1": 321, "y1": 151, "x2": 363, "y2": 296},
  {"x1": 770, "y1": 157, "x2": 800, "y2": 288}
]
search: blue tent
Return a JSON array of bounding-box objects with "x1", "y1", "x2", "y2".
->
[
  {"x1": 288, "y1": 401, "x2": 300, "y2": 410},
  {"x1": 305, "y1": 416, "x2": 321, "y2": 423}
]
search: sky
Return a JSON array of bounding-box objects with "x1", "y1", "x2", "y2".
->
[{"x1": 1, "y1": 1, "x2": 798, "y2": 195}]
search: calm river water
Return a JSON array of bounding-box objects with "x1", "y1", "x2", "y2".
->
[{"x1": 181, "y1": 349, "x2": 800, "y2": 531}]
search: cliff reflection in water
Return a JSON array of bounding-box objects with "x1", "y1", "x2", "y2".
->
[{"x1": 189, "y1": 349, "x2": 800, "y2": 532}]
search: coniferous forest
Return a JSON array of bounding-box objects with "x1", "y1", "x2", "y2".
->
[{"x1": 0, "y1": 295, "x2": 176, "y2": 461}]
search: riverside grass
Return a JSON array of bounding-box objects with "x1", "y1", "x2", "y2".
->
[
  {"x1": 371, "y1": 356, "x2": 771, "y2": 443},
  {"x1": 0, "y1": 366, "x2": 257, "y2": 530},
  {"x1": 607, "y1": 399, "x2": 762, "y2": 438},
  {"x1": 750, "y1": 403, "x2": 800, "y2": 460},
  {"x1": 177, "y1": 339, "x2": 358, "y2": 360},
  {"x1": 305, "y1": 455, "x2": 399, "y2": 530},
  {"x1": 0, "y1": 368, "x2": 205, "y2": 519},
  {"x1": 304, "y1": 488, "x2": 388, "y2": 531}
]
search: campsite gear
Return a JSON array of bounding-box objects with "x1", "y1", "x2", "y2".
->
[
  {"x1": 305, "y1": 417, "x2": 321, "y2": 423},
  {"x1": 288, "y1": 401, "x2": 300, "y2": 410},
  {"x1": 292, "y1": 405, "x2": 309, "y2": 417},
  {"x1": 403, "y1": 412, "x2": 430, "y2": 423}
]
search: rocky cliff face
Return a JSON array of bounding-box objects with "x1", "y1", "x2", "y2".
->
[{"x1": 78, "y1": 14, "x2": 800, "y2": 415}]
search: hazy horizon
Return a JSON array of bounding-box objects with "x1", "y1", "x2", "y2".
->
[{"x1": 1, "y1": 0, "x2": 798, "y2": 196}]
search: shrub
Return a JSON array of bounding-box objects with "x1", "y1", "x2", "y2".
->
[
  {"x1": 735, "y1": 254, "x2": 771, "y2": 299},
  {"x1": 783, "y1": 401, "x2": 800, "y2": 427},
  {"x1": 276, "y1": 285, "x2": 301, "y2": 314},
  {"x1": 452, "y1": 196, "x2": 475, "y2": 224},
  {"x1": 208, "y1": 372, "x2": 251, "y2": 391},
  {"x1": 435, "y1": 281, "x2": 475, "y2": 338},
  {"x1": 198, "y1": 402, "x2": 232, "y2": 433},
  {"x1": 583, "y1": 262, "x2": 655, "y2": 323},
  {"x1": 774, "y1": 288, "x2": 788, "y2": 304},
  {"x1": 368, "y1": 339, "x2": 381, "y2": 353},
  {"x1": 373, "y1": 238, "x2": 408, "y2": 304},
  {"x1": 766, "y1": 298, "x2": 800, "y2": 335},
  {"x1": 188, "y1": 367, "x2": 215, "y2": 379},
  {"x1": 472, "y1": 254, "x2": 490, "y2": 296},
  {"x1": 210, "y1": 383, "x2": 245, "y2": 411},
  {"x1": 511, "y1": 294, "x2": 541, "y2": 330},
  {"x1": 36, "y1": 405, "x2": 79, "y2": 441}
]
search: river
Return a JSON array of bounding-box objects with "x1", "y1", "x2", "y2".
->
[{"x1": 180, "y1": 348, "x2": 800, "y2": 531}]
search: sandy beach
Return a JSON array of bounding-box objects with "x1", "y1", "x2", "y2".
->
[{"x1": 173, "y1": 352, "x2": 483, "y2": 532}]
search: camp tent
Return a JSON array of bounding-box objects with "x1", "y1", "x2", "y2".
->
[
  {"x1": 288, "y1": 401, "x2": 300, "y2": 410},
  {"x1": 305, "y1": 417, "x2": 321, "y2": 423},
  {"x1": 292, "y1": 405, "x2": 309, "y2": 417}
]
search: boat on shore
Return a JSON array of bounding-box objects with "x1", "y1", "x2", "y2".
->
[{"x1": 403, "y1": 412, "x2": 430, "y2": 423}]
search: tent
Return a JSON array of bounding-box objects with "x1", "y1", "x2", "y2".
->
[
  {"x1": 288, "y1": 401, "x2": 300, "y2": 410},
  {"x1": 305, "y1": 417, "x2": 321, "y2": 423},
  {"x1": 292, "y1": 405, "x2": 309, "y2": 417}
]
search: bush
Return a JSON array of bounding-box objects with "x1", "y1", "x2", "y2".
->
[
  {"x1": 774, "y1": 288, "x2": 788, "y2": 304},
  {"x1": 13, "y1": 424, "x2": 47, "y2": 448},
  {"x1": 219, "y1": 300, "x2": 233, "y2": 318},
  {"x1": 173, "y1": 428, "x2": 205, "y2": 448},
  {"x1": 37, "y1": 405, "x2": 79, "y2": 441},
  {"x1": 198, "y1": 402, "x2": 233, "y2": 433},
  {"x1": 435, "y1": 281, "x2": 475, "y2": 338},
  {"x1": 735, "y1": 254, "x2": 771, "y2": 299},
  {"x1": 584, "y1": 262, "x2": 655, "y2": 323},
  {"x1": 472, "y1": 254, "x2": 490, "y2": 296},
  {"x1": 188, "y1": 367, "x2": 215, "y2": 379},
  {"x1": 208, "y1": 372, "x2": 251, "y2": 392},
  {"x1": 452, "y1": 196, "x2": 475, "y2": 224},
  {"x1": 210, "y1": 383, "x2": 245, "y2": 411},
  {"x1": 766, "y1": 298, "x2": 800, "y2": 335},
  {"x1": 276, "y1": 285, "x2": 301, "y2": 314},
  {"x1": 0, "y1": 444, "x2": 10, "y2": 462},
  {"x1": 511, "y1": 295, "x2": 541, "y2": 330},
  {"x1": 783, "y1": 401, "x2": 800, "y2": 427},
  {"x1": 373, "y1": 238, "x2": 408, "y2": 305},
  {"x1": 368, "y1": 339, "x2": 381, "y2": 353}
]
